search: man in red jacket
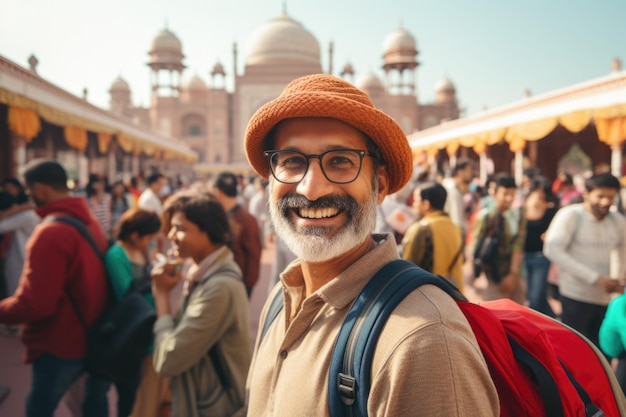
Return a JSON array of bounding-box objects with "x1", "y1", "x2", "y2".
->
[{"x1": 0, "y1": 159, "x2": 110, "y2": 417}]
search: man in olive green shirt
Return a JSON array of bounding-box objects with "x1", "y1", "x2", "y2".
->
[{"x1": 471, "y1": 173, "x2": 526, "y2": 303}]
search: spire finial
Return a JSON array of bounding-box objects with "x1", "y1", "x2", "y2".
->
[{"x1": 282, "y1": 1, "x2": 287, "y2": 15}]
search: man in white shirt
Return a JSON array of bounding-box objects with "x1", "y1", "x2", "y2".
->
[
  {"x1": 442, "y1": 160, "x2": 474, "y2": 236},
  {"x1": 544, "y1": 172, "x2": 626, "y2": 348},
  {"x1": 138, "y1": 173, "x2": 165, "y2": 215},
  {"x1": 0, "y1": 192, "x2": 40, "y2": 298},
  {"x1": 138, "y1": 173, "x2": 167, "y2": 256}
]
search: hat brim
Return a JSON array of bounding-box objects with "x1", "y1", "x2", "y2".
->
[{"x1": 245, "y1": 91, "x2": 413, "y2": 194}]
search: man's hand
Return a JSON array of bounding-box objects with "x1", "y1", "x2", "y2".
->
[
  {"x1": 151, "y1": 261, "x2": 183, "y2": 293},
  {"x1": 499, "y1": 272, "x2": 519, "y2": 294},
  {"x1": 596, "y1": 275, "x2": 624, "y2": 293}
]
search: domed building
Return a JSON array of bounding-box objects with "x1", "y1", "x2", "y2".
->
[{"x1": 108, "y1": 11, "x2": 459, "y2": 167}]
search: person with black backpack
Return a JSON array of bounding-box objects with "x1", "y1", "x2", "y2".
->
[
  {"x1": 82, "y1": 208, "x2": 163, "y2": 417},
  {"x1": 470, "y1": 173, "x2": 527, "y2": 304},
  {"x1": 0, "y1": 159, "x2": 110, "y2": 417},
  {"x1": 242, "y1": 74, "x2": 498, "y2": 416}
]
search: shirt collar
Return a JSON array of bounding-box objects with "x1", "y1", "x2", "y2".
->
[{"x1": 279, "y1": 233, "x2": 399, "y2": 312}]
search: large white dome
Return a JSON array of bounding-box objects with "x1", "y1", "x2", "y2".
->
[
  {"x1": 382, "y1": 27, "x2": 418, "y2": 70},
  {"x1": 383, "y1": 27, "x2": 417, "y2": 55},
  {"x1": 246, "y1": 13, "x2": 320, "y2": 66},
  {"x1": 150, "y1": 29, "x2": 182, "y2": 53}
]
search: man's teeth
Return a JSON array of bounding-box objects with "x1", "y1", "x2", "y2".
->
[{"x1": 298, "y1": 207, "x2": 339, "y2": 219}]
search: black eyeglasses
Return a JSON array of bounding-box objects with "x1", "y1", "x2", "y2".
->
[{"x1": 263, "y1": 149, "x2": 372, "y2": 184}]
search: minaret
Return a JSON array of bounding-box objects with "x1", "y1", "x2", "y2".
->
[
  {"x1": 328, "y1": 40, "x2": 334, "y2": 75},
  {"x1": 147, "y1": 27, "x2": 186, "y2": 98}
]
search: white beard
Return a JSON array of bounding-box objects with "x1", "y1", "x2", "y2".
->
[{"x1": 269, "y1": 181, "x2": 378, "y2": 263}]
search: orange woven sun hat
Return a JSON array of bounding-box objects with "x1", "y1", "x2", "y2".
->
[{"x1": 244, "y1": 73, "x2": 413, "y2": 194}]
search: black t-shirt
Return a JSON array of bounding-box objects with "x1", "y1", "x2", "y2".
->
[{"x1": 524, "y1": 206, "x2": 557, "y2": 253}]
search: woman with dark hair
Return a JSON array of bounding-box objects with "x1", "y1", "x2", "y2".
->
[
  {"x1": 85, "y1": 175, "x2": 112, "y2": 238},
  {"x1": 150, "y1": 190, "x2": 251, "y2": 417},
  {"x1": 110, "y1": 180, "x2": 131, "y2": 235},
  {"x1": 83, "y1": 208, "x2": 162, "y2": 417},
  {"x1": 523, "y1": 176, "x2": 558, "y2": 317},
  {"x1": 2, "y1": 177, "x2": 29, "y2": 204}
]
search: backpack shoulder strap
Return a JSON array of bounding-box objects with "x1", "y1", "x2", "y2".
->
[
  {"x1": 44, "y1": 216, "x2": 107, "y2": 330},
  {"x1": 328, "y1": 259, "x2": 465, "y2": 417},
  {"x1": 258, "y1": 287, "x2": 285, "y2": 347},
  {"x1": 44, "y1": 216, "x2": 104, "y2": 259}
]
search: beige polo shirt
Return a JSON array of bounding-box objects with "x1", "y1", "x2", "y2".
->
[{"x1": 246, "y1": 234, "x2": 499, "y2": 416}]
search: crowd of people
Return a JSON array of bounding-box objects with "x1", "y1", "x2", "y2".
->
[
  {"x1": 0, "y1": 162, "x2": 264, "y2": 416},
  {"x1": 0, "y1": 72, "x2": 626, "y2": 416}
]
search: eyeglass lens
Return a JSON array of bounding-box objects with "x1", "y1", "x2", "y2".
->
[{"x1": 268, "y1": 149, "x2": 364, "y2": 184}]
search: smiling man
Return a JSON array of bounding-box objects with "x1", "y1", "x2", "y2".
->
[
  {"x1": 544, "y1": 172, "x2": 626, "y2": 348},
  {"x1": 243, "y1": 74, "x2": 498, "y2": 416}
]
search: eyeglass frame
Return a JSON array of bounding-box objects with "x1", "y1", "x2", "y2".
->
[{"x1": 263, "y1": 148, "x2": 373, "y2": 184}]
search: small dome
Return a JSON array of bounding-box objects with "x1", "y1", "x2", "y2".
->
[
  {"x1": 150, "y1": 28, "x2": 182, "y2": 53},
  {"x1": 148, "y1": 28, "x2": 185, "y2": 69},
  {"x1": 246, "y1": 13, "x2": 320, "y2": 66},
  {"x1": 185, "y1": 75, "x2": 207, "y2": 90},
  {"x1": 211, "y1": 61, "x2": 225, "y2": 76},
  {"x1": 435, "y1": 76, "x2": 455, "y2": 93},
  {"x1": 341, "y1": 62, "x2": 354, "y2": 76},
  {"x1": 356, "y1": 71, "x2": 385, "y2": 93},
  {"x1": 383, "y1": 27, "x2": 417, "y2": 55},
  {"x1": 382, "y1": 27, "x2": 418, "y2": 70},
  {"x1": 110, "y1": 76, "x2": 130, "y2": 92}
]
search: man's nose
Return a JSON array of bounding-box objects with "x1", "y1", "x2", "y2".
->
[{"x1": 296, "y1": 159, "x2": 334, "y2": 201}]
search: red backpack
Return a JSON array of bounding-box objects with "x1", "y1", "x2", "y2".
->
[{"x1": 260, "y1": 260, "x2": 626, "y2": 416}]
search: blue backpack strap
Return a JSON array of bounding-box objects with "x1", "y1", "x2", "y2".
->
[
  {"x1": 328, "y1": 259, "x2": 465, "y2": 417},
  {"x1": 258, "y1": 288, "x2": 285, "y2": 346}
]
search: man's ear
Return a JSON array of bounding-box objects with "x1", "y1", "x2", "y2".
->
[{"x1": 376, "y1": 165, "x2": 390, "y2": 205}]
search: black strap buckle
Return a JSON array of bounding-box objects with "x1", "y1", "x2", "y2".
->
[{"x1": 338, "y1": 373, "x2": 356, "y2": 405}]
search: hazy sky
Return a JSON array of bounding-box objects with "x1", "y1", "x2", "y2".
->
[{"x1": 1, "y1": 0, "x2": 624, "y2": 117}]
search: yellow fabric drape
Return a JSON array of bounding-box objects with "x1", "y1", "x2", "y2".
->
[
  {"x1": 559, "y1": 110, "x2": 592, "y2": 133},
  {"x1": 594, "y1": 104, "x2": 626, "y2": 146},
  {"x1": 141, "y1": 142, "x2": 156, "y2": 157},
  {"x1": 97, "y1": 133, "x2": 112, "y2": 153},
  {"x1": 457, "y1": 128, "x2": 505, "y2": 148},
  {"x1": 1, "y1": 89, "x2": 197, "y2": 163},
  {"x1": 427, "y1": 147, "x2": 439, "y2": 158},
  {"x1": 508, "y1": 137, "x2": 526, "y2": 152},
  {"x1": 473, "y1": 141, "x2": 486, "y2": 155},
  {"x1": 485, "y1": 128, "x2": 507, "y2": 145},
  {"x1": 446, "y1": 142, "x2": 459, "y2": 157},
  {"x1": 593, "y1": 104, "x2": 626, "y2": 119},
  {"x1": 596, "y1": 116, "x2": 626, "y2": 146},
  {"x1": 8, "y1": 106, "x2": 41, "y2": 142},
  {"x1": 116, "y1": 134, "x2": 134, "y2": 153},
  {"x1": 506, "y1": 117, "x2": 559, "y2": 143},
  {"x1": 64, "y1": 126, "x2": 88, "y2": 151}
]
